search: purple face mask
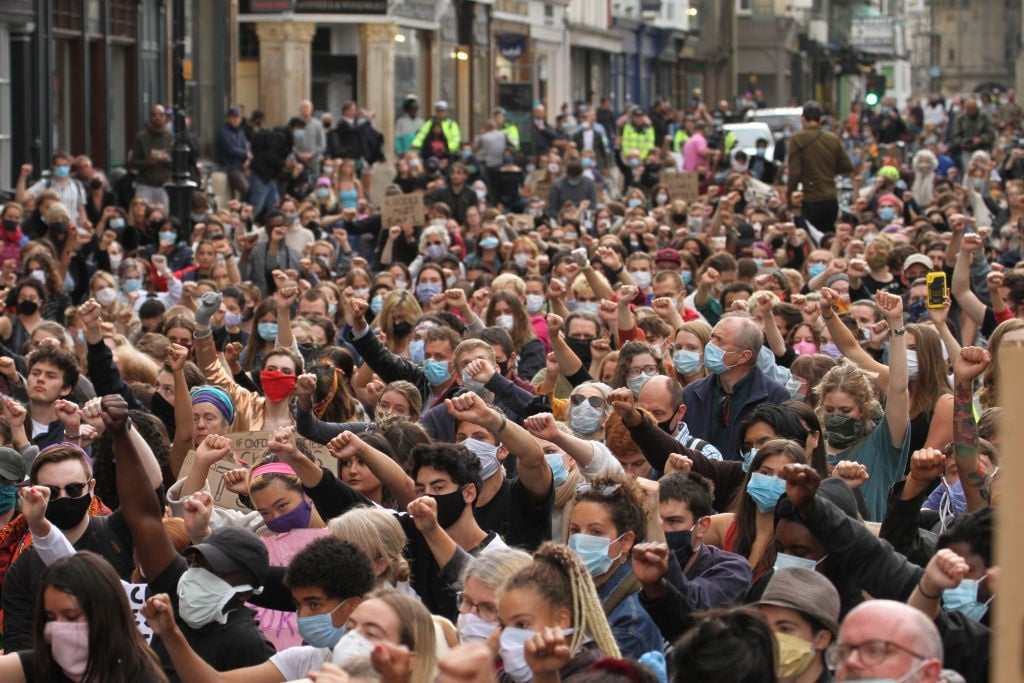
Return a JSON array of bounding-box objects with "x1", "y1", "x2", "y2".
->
[{"x1": 265, "y1": 496, "x2": 313, "y2": 533}]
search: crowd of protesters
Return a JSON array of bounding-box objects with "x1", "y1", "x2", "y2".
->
[{"x1": 0, "y1": 87, "x2": 1014, "y2": 683}]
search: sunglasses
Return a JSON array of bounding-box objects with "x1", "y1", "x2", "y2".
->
[
  {"x1": 570, "y1": 394, "x2": 606, "y2": 408},
  {"x1": 44, "y1": 482, "x2": 90, "y2": 499}
]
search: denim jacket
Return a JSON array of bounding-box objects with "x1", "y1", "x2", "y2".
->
[{"x1": 596, "y1": 560, "x2": 665, "y2": 659}]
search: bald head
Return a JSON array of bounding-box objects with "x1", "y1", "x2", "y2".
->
[
  {"x1": 836, "y1": 600, "x2": 942, "y2": 682},
  {"x1": 638, "y1": 375, "x2": 685, "y2": 432},
  {"x1": 715, "y1": 316, "x2": 763, "y2": 366}
]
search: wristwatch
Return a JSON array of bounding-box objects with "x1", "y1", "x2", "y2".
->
[{"x1": 890, "y1": 326, "x2": 906, "y2": 337}]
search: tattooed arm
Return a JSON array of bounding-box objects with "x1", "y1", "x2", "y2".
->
[{"x1": 952, "y1": 347, "x2": 992, "y2": 512}]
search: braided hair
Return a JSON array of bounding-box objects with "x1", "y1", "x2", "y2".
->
[{"x1": 500, "y1": 541, "x2": 621, "y2": 660}]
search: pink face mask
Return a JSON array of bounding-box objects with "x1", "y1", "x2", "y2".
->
[
  {"x1": 45, "y1": 620, "x2": 90, "y2": 681},
  {"x1": 792, "y1": 341, "x2": 818, "y2": 356}
]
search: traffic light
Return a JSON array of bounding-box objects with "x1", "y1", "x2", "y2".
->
[{"x1": 865, "y1": 71, "x2": 885, "y2": 106}]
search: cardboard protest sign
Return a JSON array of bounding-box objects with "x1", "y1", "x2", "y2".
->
[
  {"x1": 381, "y1": 191, "x2": 424, "y2": 228},
  {"x1": 662, "y1": 171, "x2": 700, "y2": 202},
  {"x1": 178, "y1": 432, "x2": 334, "y2": 512}
]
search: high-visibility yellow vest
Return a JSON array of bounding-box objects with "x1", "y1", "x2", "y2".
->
[
  {"x1": 672, "y1": 129, "x2": 690, "y2": 153},
  {"x1": 413, "y1": 118, "x2": 462, "y2": 153},
  {"x1": 501, "y1": 123, "x2": 520, "y2": 150},
  {"x1": 621, "y1": 123, "x2": 655, "y2": 156}
]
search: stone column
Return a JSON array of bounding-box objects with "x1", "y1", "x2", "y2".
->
[
  {"x1": 360, "y1": 23, "x2": 398, "y2": 205},
  {"x1": 255, "y1": 21, "x2": 317, "y2": 126}
]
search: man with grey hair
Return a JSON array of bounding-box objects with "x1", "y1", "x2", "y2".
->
[
  {"x1": 952, "y1": 98, "x2": 995, "y2": 172},
  {"x1": 830, "y1": 600, "x2": 943, "y2": 682},
  {"x1": 681, "y1": 315, "x2": 789, "y2": 460}
]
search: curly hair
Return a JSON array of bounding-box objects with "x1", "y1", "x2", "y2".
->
[
  {"x1": 410, "y1": 442, "x2": 483, "y2": 496},
  {"x1": 91, "y1": 411, "x2": 174, "y2": 508},
  {"x1": 937, "y1": 507, "x2": 993, "y2": 566},
  {"x1": 26, "y1": 343, "x2": 80, "y2": 392},
  {"x1": 813, "y1": 361, "x2": 882, "y2": 435},
  {"x1": 571, "y1": 473, "x2": 647, "y2": 544},
  {"x1": 285, "y1": 536, "x2": 376, "y2": 601},
  {"x1": 610, "y1": 340, "x2": 665, "y2": 390},
  {"x1": 671, "y1": 607, "x2": 777, "y2": 683},
  {"x1": 501, "y1": 542, "x2": 621, "y2": 660}
]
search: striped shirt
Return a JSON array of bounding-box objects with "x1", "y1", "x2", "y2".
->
[{"x1": 27, "y1": 178, "x2": 86, "y2": 221}]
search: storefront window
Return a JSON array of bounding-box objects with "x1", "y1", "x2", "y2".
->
[{"x1": 394, "y1": 28, "x2": 426, "y2": 111}]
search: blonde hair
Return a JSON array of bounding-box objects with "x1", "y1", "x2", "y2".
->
[
  {"x1": 112, "y1": 345, "x2": 159, "y2": 384},
  {"x1": 814, "y1": 361, "x2": 882, "y2": 434},
  {"x1": 571, "y1": 272, "x2": 608, "y2": 298},
  {"x1": 367, "y1": 589, "x2": 437, "y2": 683},
  {"x1": 328, "y1": 507, "x2": 411, "y2": 584},
  {"x1": 980, "y1": 318, "x2": 1024, "y2": 409},
  {"x1": 500, "y1": 542, "x2": 621, "y2": 660},
  {"x1": 491, "y1": 272, "x2": 526, "y2": 298}
]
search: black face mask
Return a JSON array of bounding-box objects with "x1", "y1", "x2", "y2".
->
[
  {"x1": 664, "y1": 529, "x2": 695, "y2": 566},
  {"x1": 497, "y1": 360, "x2": 509, "y2": 377},
  {"x1": 671, "y1": 213, "x2": 688, "y2": 225},
  {"x1": 432, "y1": 488, "x2": 467, "y2": 529},
  {"x1": 392, "y1": 321, "x2": 413, "y2": 337},
  {"x1": 150, "y1": 392, "x2": 176, "y2": 442},
  {"x1": 89, "y1": 178, "x2": 103, "y2": 190},
  {"x1": 45, "y1": 494, "x2": 92, "y2": 530},
  {"x1": 242, "y1": 307, "x2": 254, "y2": 322},
  {"x1": 657, "y1": 414, "x2": 678, "y2": 435},
  {"x1": 17, "y1": 300, "x2": 39, "y2": 316},
  {"x1": 565, "y1": 337, "x2": 594, "y2": 367},
  {"x1": 149, "y1": 220, "x2": 163, "y2": 232},
  {"x1": 2, "y1": 219, "x2": 19, "y2": 233}
]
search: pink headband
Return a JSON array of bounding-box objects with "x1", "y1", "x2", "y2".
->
[{"x1": 250, "y1": 462, "x2": 298, "y2": 481}]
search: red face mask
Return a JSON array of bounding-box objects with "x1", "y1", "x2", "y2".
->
[{"x1": 260, "y1": 369, "x2": 297, "y2": 402}]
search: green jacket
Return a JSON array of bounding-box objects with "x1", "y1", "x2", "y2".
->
[{"x1": 786, "y1": 124, "x2": 854, "y2": 202}]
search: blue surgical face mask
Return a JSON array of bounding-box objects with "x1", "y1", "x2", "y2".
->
[
  {"x1": 257, "y1": 322, "x2": 278, "y2": 341},
  {"x1": 626, "y1": 372, "x2": 656, "y2": 395},
  {"x1": 409, "y1": 339, "x2": 425, "y2": 365},
  {"x1": 159, "y1": 230, "x2": 177, "y2": 244},
  {"x1": 773, "y1": 552, "x2": 825, "y2": 572},
  {"x1": 627, "y1": 198, "x2": 642, "y2": 208},
  {"x1": 740, "y1": 447, "x2": 757, "y2": 473},
  {"x1": 296, "y1": 601, "x2": 347, "y2": 649},
  {"x1": 423, "y1": 358, "x2": 451, "y2": 386},
  {"x1": 575, "y1": 301, "x2": 600, "y2": 316},
  {"x1": 315, "y1": 188, "x2": 330, "y2": 199},
  {"x1": 0, "y1": 482, "x2": 17, "y2": 514},
  {"x1": 545, "y1": 453, "x2": 568, "y2": 486},
  {"x1": 582, "y1": 158, "x2": 595, "y2": 168},
  {"x1": 673, "y1": 349, "x2": 703, "y2": 375},
  {"x1": 785, "y1": 377, "x2": 804, "y2": 401},
  {"x1": 415, "y1": 282, "x2": 442, "y2": 304},
  {"x1": 942, "y1": 577, "x2": 992, "y2": 621},
  {"x1": 878, "y1": 206, "x2": 897, "y2": 222},
  {"x1": 370, "y1": 294, "x2": 384, "y2": 315},
  {"x1": 703, "y1": 341, "x2": 736, "y2": 375},
  {"x1": 629, "y1": 158, "x2": 640, "y2": 168},
  {"x1": 682, "y1": 271, "x2": 693, "y2": 285},
  {"x1": 53, "y1": 165, "x2": 71, "y2": 179},
  {"x1": 808, "y1": 262, "x2": 827, "y2": 278},
  {"x1": 568, "y1": 533, "x2": 622, "y2": 577},
  {"x1": 746, "y1": 472, "x2": 787, "y2": 513},
  {"x1": 479, "y1": 236, "x2": 500, "y2": 250},
  {"x1": 122, "y1": 278, "x2": 143, "y2": 293}
]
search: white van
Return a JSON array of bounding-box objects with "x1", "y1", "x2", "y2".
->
[
  {"x1": 723, "y1": 122, "x2": 775, "y2": 159},
  {"x1": 744, "y1": 107, "x2": 804, "y2": 140}
]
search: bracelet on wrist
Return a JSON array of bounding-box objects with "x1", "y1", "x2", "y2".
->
[
  {"x1": 917, "y1": 580, "x2": 942, "y2": 601},
  {"x1": 891, "y1": 326, "x2": 906, "y2": 337},
  {"x1": 492, "y1": 412, "x2": 507, "y2": 436}
]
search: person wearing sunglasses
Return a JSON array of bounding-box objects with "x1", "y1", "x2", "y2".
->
[
  {"x1": 3, "y1": 428, "x2": 164, "y2": 652},
  {"x1": 566, "y1": 382, "x2": 613, "y2": 441}
]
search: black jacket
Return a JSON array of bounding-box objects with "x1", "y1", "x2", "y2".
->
[
  {"x1": 250, "y1": 126, "x2": 294, "y2": 182},
  {"x1": 327, "y1": 119, "x2": 365, "y2": 161}
]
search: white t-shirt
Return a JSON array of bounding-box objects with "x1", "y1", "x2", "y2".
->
[{"x1": 269, "y1": 646, "x2": 332, "y2": 681}]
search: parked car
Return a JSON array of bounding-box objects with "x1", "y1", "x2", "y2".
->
[{"x1": 744, "y1": 107, "x2": 804, "y2": 141}]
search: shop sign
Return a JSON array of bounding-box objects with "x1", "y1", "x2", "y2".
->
[{"x1": 498, "y1": 34, "x2": 526, "y2": 61}]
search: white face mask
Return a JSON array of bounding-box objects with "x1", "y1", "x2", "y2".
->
[
  {"x1": 176, "y1": 567, "x2": 255, "y2": 629},
  {"x1": 525, "y1": 294, "x2": 545, "y2": 314},
  {"x1": 906, "y1": 349, "x2": 919, "y2": 380},
  {"x1": 496, "y1": 314, "x2": 515, "y2": 332},
  {"x1": 498, "y1": 627, "x2": 537, "y2": 683},
  {"x1": 457, "y1": 611, "x2": 498, "y2": 643},
  {"x1": 332, "y1": 629, "x2": 377, "y2": 665},
  {"x1": 95, "y1": 287, "x2": 118, "y2": 307}
]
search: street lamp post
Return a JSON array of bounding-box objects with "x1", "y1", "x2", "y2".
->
[{"x1": 166, "y1": 0, "x2": 196, "y2": 233}]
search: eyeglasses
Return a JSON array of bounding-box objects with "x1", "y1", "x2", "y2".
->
[
  {"x1": 825, "y1": 640, "x2": 928, "y2": 670},
  {"x1": 570, "y1": 394, "x2": 605, "y2": 408},
  {"x1": 456, "y1": 592, "x2": 498, "y2": 622},
  {"x1": 627, "y1": 365, "x2": 659, "y2": 378},
  {"x1": 44, "y1": 482, "x2": 90, "y2": 499}
]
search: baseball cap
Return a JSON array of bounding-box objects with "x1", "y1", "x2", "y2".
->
[
  {"x1": 315, "y1": 177, "x2": 332, "y2": 188},
  {"x1": 434, "y1": 100, "x2": 449, "y2": 111},
  {"x1": 227, "y1": 107, "x2": 242, "y2": 117},
  {"x1": 655, "y1": 248, "x2": 682, "y2": 266},
  {"x1": 185, "y1": 527, "x2": 269, "y2": 588},
  {"x1": 735, "y1": 223, "x2": 756, "y2": 250},
  {"x1": 903, "y1": 253, "x2": 933, "y2": 272},
  {"x1": 0, "y1": 447, "x2": 26, "y2": 482},
  {"x1": 492, "y1": 107, "x2": 507, "y2": 116},
  {"x1": 757, "y1": 567, "x2": 841, "y2": 635},
  {"x1": 631, "y1": 106, "x2": 646, "y2": 116}
]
